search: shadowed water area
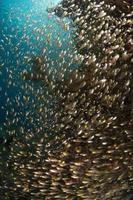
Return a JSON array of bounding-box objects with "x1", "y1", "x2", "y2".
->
[{"x1": 0, "y1": 0, "x2": 133, "y2": 199}]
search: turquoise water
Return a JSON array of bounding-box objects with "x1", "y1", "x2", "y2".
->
[
  {"x1": 0, "y1": 0, "x2": 79, "y2": 137},
  {"x1": 0, "y1": 0, "x2": 80, "y2": 188}
]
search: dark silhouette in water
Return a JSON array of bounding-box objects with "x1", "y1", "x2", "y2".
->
[{"x1": 22, "y1": 56, "x2": 48, "y2": 81}]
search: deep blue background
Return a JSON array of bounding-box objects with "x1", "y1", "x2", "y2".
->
[{"x1": 0, "y1": 0, "x2": 79, "y2": 137}]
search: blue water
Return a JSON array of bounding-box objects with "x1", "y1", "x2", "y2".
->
[{"x1": 0, "y1": 0, "x2": 78, "y2": 135}]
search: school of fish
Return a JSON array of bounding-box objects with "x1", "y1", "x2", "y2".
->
[{"x1": 0, "y1": 0, "x2": 133, "y2": 199}]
